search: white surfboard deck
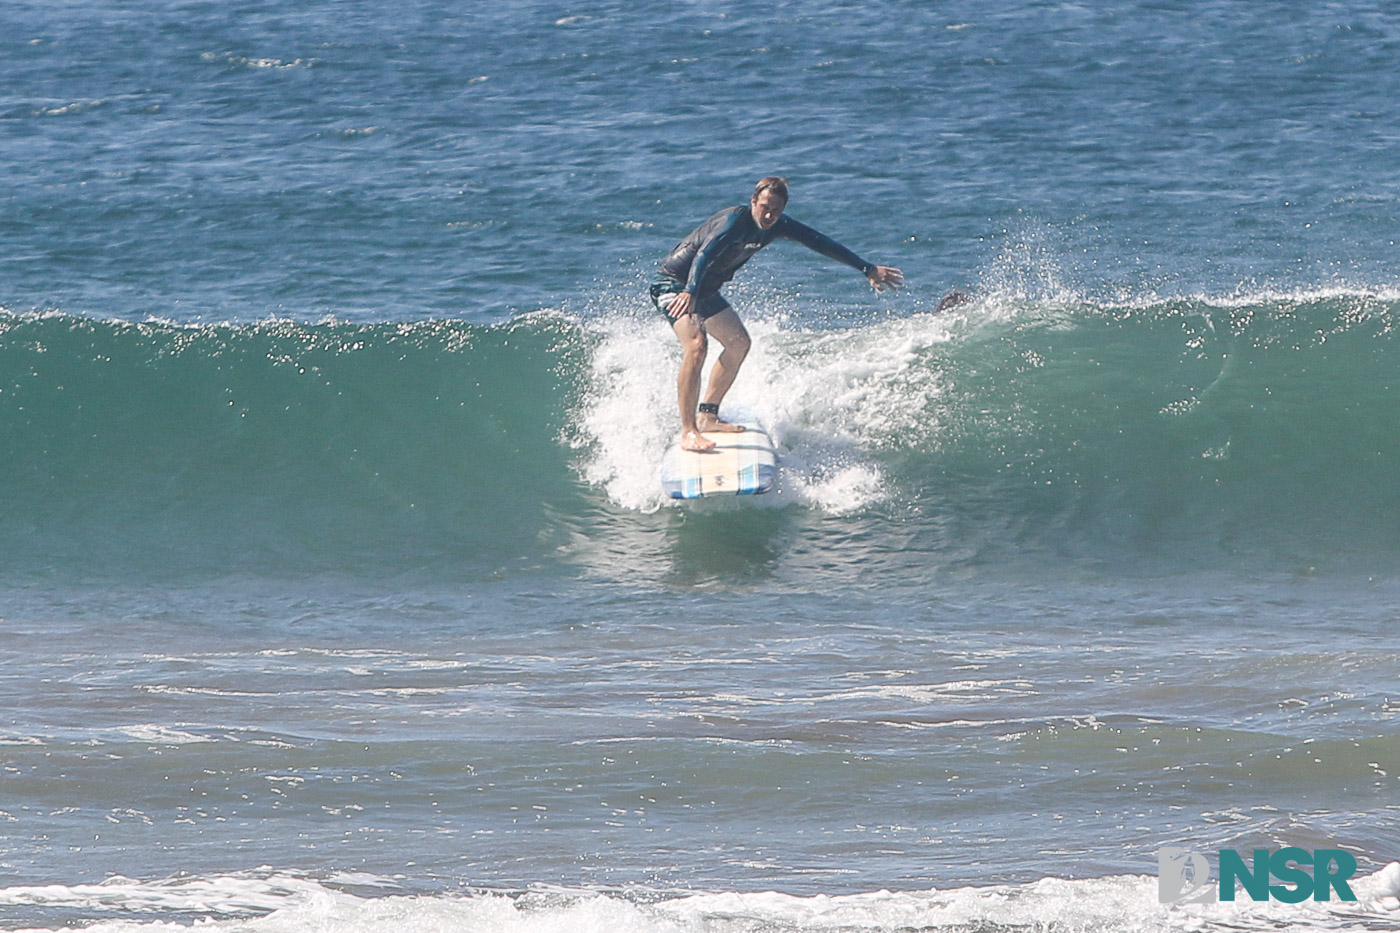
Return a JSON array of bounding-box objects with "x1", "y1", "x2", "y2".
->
[{"x1": 661, "y1": 423, "x2": 778, "y2": 499}]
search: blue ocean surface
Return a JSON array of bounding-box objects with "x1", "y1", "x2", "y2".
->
[{"x1": 3, "y1": 1, "x2": 1400, "y2": 931}]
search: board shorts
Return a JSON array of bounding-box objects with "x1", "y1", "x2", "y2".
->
[{"x1": 650, "y1": 278, "x2": 733, "y2": 324}]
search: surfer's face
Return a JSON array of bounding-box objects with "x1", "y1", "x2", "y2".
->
[{"x1": 750, "y1": 190, "x2": 785, "y2": 229}]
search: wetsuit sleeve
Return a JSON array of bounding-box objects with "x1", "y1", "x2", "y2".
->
[
  {"x1": 684, "y1": 209, "x2": 747, "y2": 294},
  {"x1": 775, "y1": 216, "x2": 874, "y2": 276}
]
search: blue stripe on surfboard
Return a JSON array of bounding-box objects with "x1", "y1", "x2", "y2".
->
[{"x1": 661, "y1": 425, "x2": 777, "y2": 499}]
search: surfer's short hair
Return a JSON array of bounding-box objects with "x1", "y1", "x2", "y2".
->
[{"x1": 753, "y1": 176, "x2": 789, "y2": 203}]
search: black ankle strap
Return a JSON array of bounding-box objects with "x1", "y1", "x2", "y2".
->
[{"x1": 697, "y1": 402, "x2": 719, "y2": 415}]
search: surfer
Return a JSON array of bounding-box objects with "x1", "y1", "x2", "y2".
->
[{"x1": 651, "y1": 176, "x2": 904, "y2": 451}]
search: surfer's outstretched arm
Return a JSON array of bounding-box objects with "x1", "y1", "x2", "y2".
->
[{"x1": 775, "y1": 215, "x2": 904, "y2": 292}]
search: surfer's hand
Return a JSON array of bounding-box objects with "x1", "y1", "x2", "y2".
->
[
  {"x1": 668, "y1": 291, "x2": 696, "y2": 317},
  {"x1": 867, "y1": 266, "x2": 904, "y2": 292}
]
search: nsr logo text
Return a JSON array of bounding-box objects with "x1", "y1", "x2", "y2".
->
[{"x1": 1158, "y1": 847, "x2": 1358, "y2": 904}]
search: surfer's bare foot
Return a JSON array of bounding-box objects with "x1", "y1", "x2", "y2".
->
[
  {"x1": 681, "y1": 429, "x2": 716, "y2": 452},
  {"x1": 696, "y1": 412, "x2": 745, "y2": 433}
]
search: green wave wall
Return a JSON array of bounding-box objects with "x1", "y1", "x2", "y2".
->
[{"x1": 7, "y1": 293, "x2": 1400, "y2": 583}]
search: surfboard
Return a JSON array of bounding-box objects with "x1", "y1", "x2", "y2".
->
[{"x1": 661, "y1": 423, "x2": 778, "y2": 499}]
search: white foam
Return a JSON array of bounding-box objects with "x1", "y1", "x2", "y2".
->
[
  {"x1": 35, "y1": 100, "x2": 106, "y2": 117},
  {"x1": 0, "y1": 732, "x2": 46, "y2": 746},
  {"x1": 5, "y1": 867, "x2": 1398, "y2": 932},
  {"x1": 820, "y1": 679, "x2": 1038, "y2": 704},
  {"x1": 1184, "y1": 279, "x2": 1400, "y2": 307},
  {"x1": 114, "y1": 725, "x2": 217, "y2": 745},
  {"x1": 0, "y1": 871, "x2": 343, "y2": 917},
  {"x1": 572, "y1": 303, "x2": 960, "y2": 514},
  {"x1": 570, "y1": 310, "x2": 678, "y2": 512},
  {"x1": 199, "y1": 52, "x2": 317, "y2": 70}
]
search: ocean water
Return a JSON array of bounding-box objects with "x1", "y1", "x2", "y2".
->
[{"x1": 3, "y1": 1, "x2": 1400, "y2": 931}]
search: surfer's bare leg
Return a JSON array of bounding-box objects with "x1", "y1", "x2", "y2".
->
[
  {"x1": 671, "y1": 310, "x2": 715, "y2": 451},
  {"x1": 695, "y1": 308, "x2": 749, "y2": 433}
]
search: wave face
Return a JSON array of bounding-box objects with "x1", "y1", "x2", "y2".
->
[
  {"x1": 906, "y1": 289, "x2": 1400, "y2": 573},
  {"x1": 0, "y1": 312, "x2": 591, "y2": 580},
  {"x1": 6, "y1": 291, "x2": 1400, "y2": 582}
]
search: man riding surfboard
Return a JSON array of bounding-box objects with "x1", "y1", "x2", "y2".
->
[{"x1": 651, "y1": 176, "x2": 904, "y2": 451}]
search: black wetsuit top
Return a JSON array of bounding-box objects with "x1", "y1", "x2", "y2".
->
[{"x1": 658, "y1": 206, "x2": 874, "y2": 297}]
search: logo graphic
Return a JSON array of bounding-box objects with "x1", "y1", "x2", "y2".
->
[
  {"x1": 1158, "y1": 848, "x2": 1217, "y2": 904},
  {"x1": 1157, "y1": 847, "x2": 1359, "y2": 904}
]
